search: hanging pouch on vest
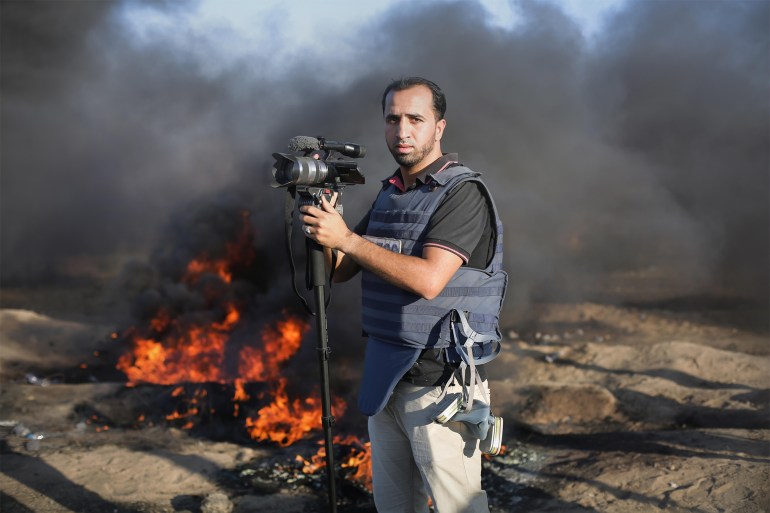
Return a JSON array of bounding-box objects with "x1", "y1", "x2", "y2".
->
[
  {"x1": 450, "y1": 309, "x2": 499, "y2": 411},
  {"x1": 431, "y1": 378, "x2": 503, "y2": 455},
  {"x1": 429, "y1": 309, "x2": 504, "y2": 455},
  {"x1": 433, "y1": 391, "x2": 464, "y2": 424},
  {"x1": 449, "y1": 399, "x2": 492, "y2": 440}
]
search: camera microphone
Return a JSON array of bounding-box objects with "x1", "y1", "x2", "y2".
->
[
  {"x1": 288, "y1": 136, "x2": 366, "y2": 158},
  {"x1": 288, "y1": 136, "x2": 321, "y2": 152}
]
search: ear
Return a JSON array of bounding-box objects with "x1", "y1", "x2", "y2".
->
[{"x1": 435, "y1": 118, "x2": 447, "y2": 142}]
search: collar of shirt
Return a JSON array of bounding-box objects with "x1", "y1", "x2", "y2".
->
[{"x1": 384, "y1": 153, "x2": 460, "y2": 193}]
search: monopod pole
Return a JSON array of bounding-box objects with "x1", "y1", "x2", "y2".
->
[{"x1": 308, "y1": 240, "x2": 338, "y2": 513}]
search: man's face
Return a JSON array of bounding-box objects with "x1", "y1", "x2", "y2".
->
[{"x1": 384, "y1": 85, "x2": 446, "y2": 171}]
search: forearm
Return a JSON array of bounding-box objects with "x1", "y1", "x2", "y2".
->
[
  {"x1": 324, "y1": 247, "x2": 361, "y2": 283},
  {"x1": 300, "y1": 197, "x2": 459, "y2": 295},
  {"x1": 338, "y1": 233, "x2": 451, "y2": 300}
]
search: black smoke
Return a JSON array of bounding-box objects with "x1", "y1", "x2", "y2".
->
[{"x1": 2, "y1": 0, "x2": 768, "y2": 324}]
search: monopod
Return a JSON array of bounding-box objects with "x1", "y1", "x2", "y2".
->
[
  {"x1": 273, "y1": 136, "x2": 366, "y2": 512},
  {"x1": 281, "y1": 186, "x2": 340, "y2": 512},
  {"x1": 307, "y1": 238, "x2": 338, "y2": 513}
]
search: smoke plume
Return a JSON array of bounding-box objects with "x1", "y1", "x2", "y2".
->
[{"x1": 2, "y1": 0, "x2": 767, "y2": 325}]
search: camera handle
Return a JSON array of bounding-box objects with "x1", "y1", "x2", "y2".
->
[
  {"x1": 284, "y1": 187, "x2": 337, "y2": 313},
  {"x1": 282, "y1": 186, "x2": 338, "y2": 512}
]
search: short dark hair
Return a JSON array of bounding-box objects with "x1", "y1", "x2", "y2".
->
[{"x1": 381, "y1": 77, "x2": 447, "y2": 121}]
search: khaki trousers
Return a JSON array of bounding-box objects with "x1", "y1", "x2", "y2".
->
[{"x1": 368, "y1": 381, "x2": 491, "y2": 513}]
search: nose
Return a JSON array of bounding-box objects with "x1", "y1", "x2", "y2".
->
[{"x1": 396, "y1": 118, "x2": 410, "y2": 140}]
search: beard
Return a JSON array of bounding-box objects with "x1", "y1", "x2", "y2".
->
[{"x1": 389, "y1": 138, "x2": 436, "y2": 168}]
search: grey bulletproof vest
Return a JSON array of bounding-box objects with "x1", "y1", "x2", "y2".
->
[{"x1": 361, "y1": 166, "x2": 507, "y2": 361}]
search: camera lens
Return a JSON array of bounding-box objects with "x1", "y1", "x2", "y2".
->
[{"x1": 272, "y1": 153, "x2": 329, "y2": 186}]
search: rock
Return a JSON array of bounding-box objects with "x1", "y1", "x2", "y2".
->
[
  {"x1": 499, "y1": 383, "x2": 619, "y2": 435},
  {"x1": 201, "y1": 492, "x2": 233, "y2": 513}
]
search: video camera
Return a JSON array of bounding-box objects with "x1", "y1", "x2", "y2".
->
[
  {"x1": 270, "y1": 135, "x2": 367, "y2": 511},
  {"x1": 271, "y1": 136, "x2": 366, "y2": 211}
]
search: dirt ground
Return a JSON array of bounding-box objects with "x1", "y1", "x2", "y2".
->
[{"x1": 0, "y1": 284, "x2": 768, "y2": 513}]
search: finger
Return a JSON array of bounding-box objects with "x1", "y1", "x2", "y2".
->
[
  {"x1": 300, "y1": 207, "x2": 321, "y2": 221},
  {"x1": 320, "y1": 195, "x2": 336, "y2": 213},
  {"x1": 299, "y1": 205, "x2": 317, "y2": 215}
]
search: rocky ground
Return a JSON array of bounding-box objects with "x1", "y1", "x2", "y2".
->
[{"x1": 0, "y1": 285, "x2": 768, "y2": 512}]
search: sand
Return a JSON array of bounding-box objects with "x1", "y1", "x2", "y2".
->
[{"x1": 0, "y1": 296, "x2": 768, "y2": 512}]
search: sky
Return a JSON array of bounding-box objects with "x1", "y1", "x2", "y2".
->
[
  {"x1": 182, "y1": 0, "x2": 626, "y2": 35},
  {"x1": 120, "y1": 0, "x2": 627, "y2": 73}
]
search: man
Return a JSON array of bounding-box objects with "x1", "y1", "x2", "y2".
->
[{"x1": 300, "y1": 77, "x2": 506, "y2": 513}]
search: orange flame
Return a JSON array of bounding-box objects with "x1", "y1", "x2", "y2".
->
[
  {"x1": 233, "y1": 379, "x2": 250, "y2": 402},
  {"x1": 150, "y1": 308, "x2": 172, "y2": 333},
  {"x1": 296, "y1": 435, "x2": 373, "y2": 491},
  {"x1": 182, "y1": 210, "x2": 257, "y2": 286},
  {"x1": 185, "y1": 258, "x2": 232, "y2": 284},
  {"x1": 243, "y1": 378, "x2": 347, "y2": 447},
  {"x1": 296, "y1": 444, "x2": 327, "y2": 474},
  {"x1": 115, "y1": 208, "x2": 371, "y2": 486},
  {"x1": 116, "y1": 304, "x2": 238, "y2": 384},
  {"x1": 238, "y1": 317, "x2": 308, "y2": 382},
  {"x1": 339, "y1": 435, "x2": 373, "y2": 490}
]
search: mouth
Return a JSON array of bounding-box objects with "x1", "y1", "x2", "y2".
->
[{"x1": 394, "y1": 143, "x2": 412, "y2": 153}]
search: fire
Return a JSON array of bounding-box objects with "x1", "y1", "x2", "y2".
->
[
  {"x1": 185, "y1": 258, "x2": 232, "y2": 284},
  {"x1": 150, "y1": 308, "x2": 171, "y2": 333},
  {"x1": 296, "y1": 446, "x2": 327, "y2": 474},
  {"x1": 117, "y1": 306, "x2": 307, "y2": 386},
  {"x1": 238, "y1": 317, "x2": 307, "y2": 382},
  {"x1": 233, "y1": 379, "x2": 249, "y2": 401},
  {"x1": 243, "y1": 378, "x2": 346, "y2": 447},
  {"x1": 182, "y1": 210, "x2": 258, "y2": 286},
  {"x1": 118, "y1": 306, "x2": 331, "y2": 445},
  {"x1": 116, "y1": 304, "x2": 239, "y2": 384},
  {"x1": 295, "y1": 435, "x2": 373, "y2": 491},
  {"x1": 164, "y1": 387, "x2": 209, "y2": 430},
  {"x1": 338, "y1": 435, "x2": 373, "y2": 490},
  {"x1": 115, "y1": 208, "x2": 373, "y2": 491}
]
